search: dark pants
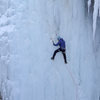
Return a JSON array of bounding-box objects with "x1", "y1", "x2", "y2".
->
[{"x1": 52, "y1": 48, "x2": 67, "y2": 63}]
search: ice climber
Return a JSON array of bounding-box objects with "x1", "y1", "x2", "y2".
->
[{"x1": 51, "y1": 36, "x2": 67, "y2": 64}]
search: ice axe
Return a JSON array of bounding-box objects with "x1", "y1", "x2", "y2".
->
[{"x1": 50, "y1": 38, "x2": 54, "y2": 43}]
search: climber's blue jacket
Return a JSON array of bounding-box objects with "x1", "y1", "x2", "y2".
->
[{"x1": 53, "y1": 38, "x2": 66, "y2": 49}]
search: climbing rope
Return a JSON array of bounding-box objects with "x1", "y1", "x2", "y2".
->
[
  {"x1": 46, "y1": 2, "x2": 79, "y2": 99},
  {"x1": 66, "y1": 65, "x2": 79, "y2": 100}
]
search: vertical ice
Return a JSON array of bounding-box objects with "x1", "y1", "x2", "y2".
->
[{"x1": 0, "y1": 0, "x2": 99, "y2": 100}]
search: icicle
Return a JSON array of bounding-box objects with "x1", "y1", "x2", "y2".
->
[
  {"x1": 99, "y1": 8, "x2": 100, "y2": 17},
  {"x1": 93, "y1": 0, "x2": 99, "y2": 39},
  {"x1": 99, "y1": 0, "x2": 100, "y2": 16},
  {"x1": 88, "y1": 0, "x2": 91, "y2": 13},
  {"x1": 88, "y1": 0, "x2": 100, "y2": 39}
]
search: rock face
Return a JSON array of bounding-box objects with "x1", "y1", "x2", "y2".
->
[{"x1": 0, "y1": 92, "x2": 2, "y2": 100}]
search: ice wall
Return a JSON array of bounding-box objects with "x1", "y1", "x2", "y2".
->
[
  {"x1": 0, "y1": 0, "x2": 99, "y2": 100},
  {"x1": 88, "y1": 0, "x2": 100, "y2": 98}
]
